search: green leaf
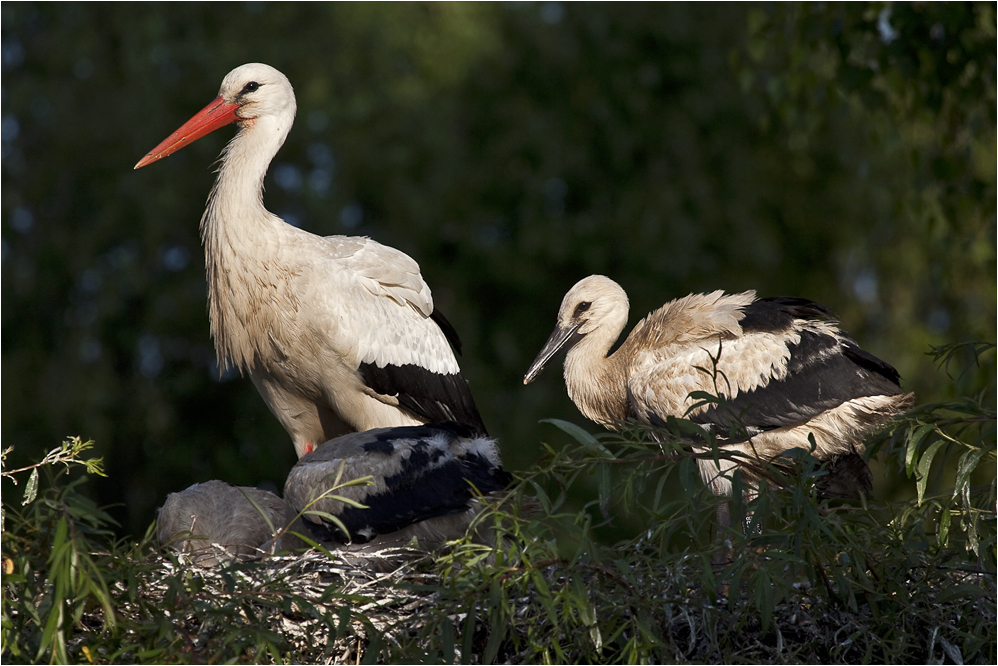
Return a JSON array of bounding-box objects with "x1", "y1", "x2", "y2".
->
[
  {"x1": 483, "y1": 579, "x2": 508, "y2": 664},
  {"x1": 905, "y1": 423, "x2": 938, "y2": 476},
  {"x1": 652, "y1": 471, "x2": 669, "y2": 511},
  {"x1": 22, "y1": 468, "x2": 38, "y2": 506},
  {"x1": 597, "y1": 462, "x2": 611, "y2": 521},
  {"x1": 953, "y1": 447, "x2": 986, "y2": 502},
  {"x1": 540, "y1": 419, "x2": 610, "y2": 456},
  {"x1": 933, "y1": 582, "x2": 990, "y2": 604},
  {"x1": 754, "y1": 568, "x2": 775, "y2": 633},
  {"x1": 679, "y1": 456, "x2": 698, "y2": 499},
  {"x1": 915, "y1": 439, "x2": 948, "y2": 504},
  {"x1": 461, "y1": 604, "x2": 477, "y2": 664},
  {"x1": 300, "y1": 510, "x2": 353, "y2": 540},
  {"x1": 440, "y1": 615, "x2": 455, "y2": 664}
]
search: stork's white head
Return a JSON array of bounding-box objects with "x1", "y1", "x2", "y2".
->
[
  {"x1": 218, "y1": 63, "x2": 297, "y2": 124},
  {"x1": 523, "y1": 275, "x2": 630, "y2": 384},
  {"x1": 135, "y1": 62, "x2": 297, "y2": 169}
]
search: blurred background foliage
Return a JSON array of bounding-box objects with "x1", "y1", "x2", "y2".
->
[{"x1": 2, "y1": 2, "x2": 994, "y2": 537}]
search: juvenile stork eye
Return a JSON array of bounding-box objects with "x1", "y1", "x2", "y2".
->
[
  {"x1": 240, "y1": 81, "x2": 261, "y2": 95},
  {"x1": 573, "y1": 302, "x2": 591, "y2": 318}
]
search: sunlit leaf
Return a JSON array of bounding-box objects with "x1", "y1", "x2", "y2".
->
[{"x1": 21, "y1": 469, "x2": 38, "y2": 506}]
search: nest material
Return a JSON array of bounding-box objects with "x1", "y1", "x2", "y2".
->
[
  {"x1": 80, "y1": 546, "x2": 445, "y2": 664},
  {"x1": 65, "y1": 537, "x2": 995, "y2": 666}
]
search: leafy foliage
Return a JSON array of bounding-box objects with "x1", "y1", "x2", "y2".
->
[
  {"x1": 870, "y1": 342, "x2": 997, "y2": 557},
  {"x1": 3, "y1": 345, "x2": 993, "y2": 663},
  {"x1": 2, "y1": 441, "x2": 114, "y2": 663}
]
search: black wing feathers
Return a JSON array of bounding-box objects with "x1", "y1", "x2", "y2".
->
[
  {"x1": 430, "y1": 308, "x2": 463, "y2": 355},
  {"x1": 301, "y1": 426, "x2": 510, "y2": 544},
  {"x1": 841, "y1": 341, "x2": 903, "y2": 386},
  {"x1": 738, "y1": 296, "x2": 835, "y2": 333},
  {"x1": 359, "y1": 362, "x2": 489, "y2": 436},
  {"x1": 740, "y1": 296, "x2": 902, "y2": 390},
  {"x1": 693, "y1": 298, "x2": 904, "y2": 438}
]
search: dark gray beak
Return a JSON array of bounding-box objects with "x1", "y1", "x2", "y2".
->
[{"x1": 523, "y1": 323, "x2": 584, "y2": 384}]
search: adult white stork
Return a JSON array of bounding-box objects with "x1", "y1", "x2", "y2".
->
[
  {"x1": 135, "y1": 63, "x2": 485, "y2": 457},
  {"x1": 157, "y1": 424, "x2": 510, "y2": 567},
  {"x1": 523, "y1": 275, "x2": 913, "y2": 504}
]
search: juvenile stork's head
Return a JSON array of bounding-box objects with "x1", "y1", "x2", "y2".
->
[
  {"x1": 523, "y1": 275, "x2": 630, "y2": 384},
  {"x1": 135, "y1": 62, "x2": 297, "y2": 169}
]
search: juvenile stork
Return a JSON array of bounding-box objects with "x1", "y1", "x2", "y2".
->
[
  {"x1": 157, "y1": 424, "x2": 510, "y2": 567},
  {"x1": 158, "y1": 480, "x2": 291, "y2": 566},
  {"x1": 135, "y1": 63, "x2": 485, "y2": 457},
  {"x1": 283, "y1": 423, "x2": 510, "y2": 551},
  {"x1": 523, "y1": 275, "x2": 913, "y2": 504}
]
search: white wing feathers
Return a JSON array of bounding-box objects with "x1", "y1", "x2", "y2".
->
[
  {"x1": 314, "y1": 236, "x2": 460, "y2": 375},
  {"x1": 629, "y1": 330, "x2": 794, "y2": 422},
  {"x1": 345, "y1": 238, "x2": 434, "y2": 315}
]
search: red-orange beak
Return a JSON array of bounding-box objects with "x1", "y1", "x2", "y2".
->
[{"x1": 134, "y1": 96, "x2": 241, "y2": 169}]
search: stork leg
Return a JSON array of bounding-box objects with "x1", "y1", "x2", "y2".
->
[
  {"x1": 250, "y1": 368, "x2": 351, "y2": 457},
  {"x1": 714, "y1": 497, "x2": 732, "y2": 533},
  {"x1": 710, "y1": 479, "x2": 735, "y2": 565}
]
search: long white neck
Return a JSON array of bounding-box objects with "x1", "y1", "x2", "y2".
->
[
  {"x1": 200, "y1": 114, "x2": 293, "y2": 371},
  {"x1": 201, "y1": 115, "x2": 291, "y2": 239},
  {"x1": 564, "y1": 320, "x2": 631, "y2": 427}
]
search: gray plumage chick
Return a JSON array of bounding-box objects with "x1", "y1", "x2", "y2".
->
[{"x1": 157, "y1": 480, "x2": 291, "y2": 566}]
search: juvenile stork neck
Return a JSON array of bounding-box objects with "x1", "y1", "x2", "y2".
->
[{"x1": 564, "y1": 332, "x2": 631, "y2": 428}]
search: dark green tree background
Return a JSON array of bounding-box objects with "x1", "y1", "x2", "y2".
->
[{"x1": 2, "y1": 3, "x2": 994, "y2": 536}]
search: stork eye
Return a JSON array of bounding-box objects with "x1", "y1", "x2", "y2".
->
[
  {"x1": 573, "y1": 302, "x2": 591, "y2": 318},
  {"x1": 240, "y1": 81, "x2": 261, "y2": 95}
]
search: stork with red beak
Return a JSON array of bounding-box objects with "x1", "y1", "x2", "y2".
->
[{"x1": 136, "y1": 63, "x2": 486, "y2": 457}]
